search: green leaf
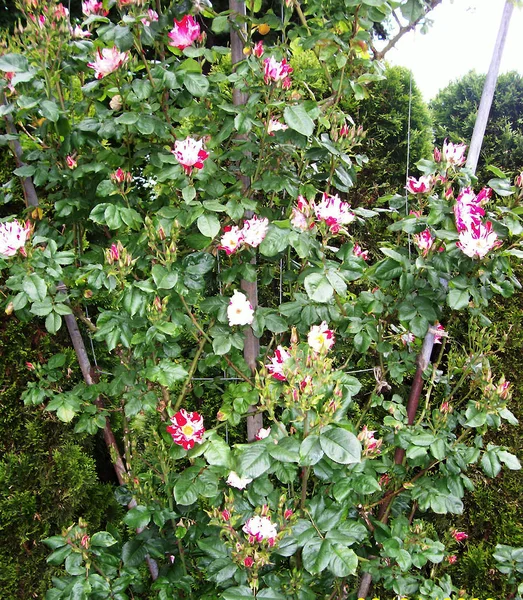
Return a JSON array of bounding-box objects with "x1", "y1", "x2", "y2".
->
[
  {"x1": 151, "y1": 264, "x2": 179, "y2": 290},
  {"x1": 447, "y1": 288, "x2": 470, "y2": 310},
  {"x1": 319, "y1": 427, "x2": 361, "y2": 465},
  {"x1": 257, "y1": 589, "x2": 286, "y2": 600},
  {"x1": 46, "y1": 544, "x2": 72, "y2": 565},
  {"x1": 174, "y1": 470, "x2": 199, "y2": 505},
  {"x1": 221, "y1": 586, "x2": 254, "y2": 600},
  {"x1": 90, "y1": 532, "x2": 118, "y2": 547},
  {"x1": 197, "y1": 214, "x2": 220, "y2": 239},
  {"x1": 302, "y1": 538, "x2": 331, "y2": 574},
  {"x1": 183, "y1": 73, "x2": 209, "y2": 97},
  {"x1": 299, "y1": 435, "x2": 324, "y2": 466},
  {"x1": 0, "y1": 53, "x2": 28, "y2": 72},
  {"x1": 122, "y1": 538, "x2": 148, "y2": 567},
  {"x1": 144, "y1": 360, "x2": 188, "y2": 388},
  {"x1": 304, "y1": 273, "x2": 334, "y2": 303},
  {"x1": 481, "y1": 450, "x2": 501, "y2": 478},
  {"x1": 259, "y1": 225, "x2": 290, "y2": 256},
  {"x1": 498, "y1": 450, "x2": 521, "y2": 470},
  {"x1": 122, "y1": 506, "x2": 151, "y2": 530},
  {"x1": 45, "y1": 312, "x2": 62, "y2": 334},
  {"x1": 236, "y1": 442, "x2": 271, "y2": 478},
  {"x1": 268, "y1": 437, "x2": 300, "y2": 463},
  {"x1": 284, "y1": 104, "x2": 315, "y2": 137},
  {"x1": 23, "y1": 273, "x2": 47, "y2": 302},
  {"x1": 40, "y1": 100, "x2": 60, "y2": 122},
  {"x1": 328, "y1": 545, "x2": 358, "y2": 577},
  {"x1": 30, "y1": 297, "x2": 53, "y2": 316}
]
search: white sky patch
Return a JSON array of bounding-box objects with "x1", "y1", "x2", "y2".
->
[{"x1": 385, "y1": 0, "x2": 523, "y2": 100}]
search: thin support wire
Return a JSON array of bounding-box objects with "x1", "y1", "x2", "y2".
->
[{"x1": 405, "y1": 69, "x2": 413, "y2": 260}]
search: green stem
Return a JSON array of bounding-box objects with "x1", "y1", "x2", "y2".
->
[{"x1": 173, "y1": 334, "x2": 207, "y2": 412}]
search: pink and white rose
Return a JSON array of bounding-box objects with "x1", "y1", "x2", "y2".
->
[
  {"x1": 226, "y1": 471, "x2": 253, "y2": 489},
  {"x1": 88, "y1": 47, "x2": 129, "y2": 79},
  {"x1": 265, "y1": 345, "x2": 291, "y2": 380},
  {"x1": 442, "y1": 139, "x2": 467, "y2": 166},
  {"x1": 406, "y1": 175, "x2": 433, "y2": 194},
  {"x1": 243, "y1": 515, "x2": 278, "y2": 545},
  {"x1": 82, "y1": 0, "x2": 108, "y2": 16},
  {"x1": 227, "y1": 290, "x2": 255, "y2": 326},
  {"x1": 218, "y1": 226, "x2": 244, "y2": 255},
  {"x1": 307, "y1": 322, "x2": 335, "y2": 353},
  {"x1": 241, "y1": 215, "x2": 269, "y2": 247},
  {"x1": 166, "y1": 409, "x2": 205, "y2": 450},
  {"x1": 314, "y1": 192, "x2": 355, "y2": 233},
  {"x1": 263, "y1": 57, "x2": 293, "y2": 86},
  {"x1": 172, "y1": 136, "x2": 209, "y2": 175},
  {"x1": 267, "y1": 118, "x2": 288, "y2": 135},
  {"x1": 168, "y1": 15, "x2": 200, "y2": 50},
  {"x1": 0, "y1": 220, "x2": 31, "y2": 257},
  {"x1": 456, "y1": 221, "x2": 501, "y2": 259}
]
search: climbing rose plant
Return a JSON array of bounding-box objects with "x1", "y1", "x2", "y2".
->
[{"x1": 0, "y1": 1, "x2": 522, "y2": 599}]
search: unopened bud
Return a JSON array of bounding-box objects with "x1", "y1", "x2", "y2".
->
[{"x1": 5, "y1": 301, "x2": 14, "y2": 315}]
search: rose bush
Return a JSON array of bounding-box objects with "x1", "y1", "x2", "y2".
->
[{"x1": 0, "y1": 0, "x2": 522, "y2": 599}]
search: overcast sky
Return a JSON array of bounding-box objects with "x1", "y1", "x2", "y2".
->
[{"x1": 385, "y1": 0, "x2": 523, "y2": 100}]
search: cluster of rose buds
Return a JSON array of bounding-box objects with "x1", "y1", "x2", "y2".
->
[
  {"x1": 358, "y1": 425, "x2": 382, "y2": 457},
  {"x1": 168, "y1": 15, "x2": 200, "y2": 50},
  {"x1": 171, "y1": 136, "x2": 209, "y2": 175},
  {"x1": 218, "y1": 215, "x2": 269, "y2": 255},
  {"x1": 166, "y1": 409, "x2": 205, "y2": 450},
  {"x1": 105, "y1": 241, "x2": 133, "y2": 269},
  {"x1": 227, "y1": 290, "x2": 255, "y2": 326},
  {"x1": 88, "y1": 47, "x2": 129, "y2": 79},
  {"x1": 352, "y1": 244, "x2": 369, "y2": 260},
  {"x1": 111, "y1": 167, "x2": 133, "y2": 187},
  {"x1": 454, "y1": 187, "x2": 501, "y2": 258}
]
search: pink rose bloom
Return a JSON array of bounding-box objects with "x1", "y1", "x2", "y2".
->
[
  {"x1": 433, "y1": 323, "x2": 446, "y2": 344},
  {"x1": 88, "y1": 47, "x2": 129, "y2": 79},
  {"x1": 447, "y1": 554, "x2": 457, "y2": 564},
  {"x1": 413, "y1": 228, "x2": 435, "y2": 257},
  {"x1": 172, "y1": 136, "x2": 209, "y2": 175},
  {"x1": 291, "y1": 195, "x2": 311, "y2": 231},
  {"x1": 111, "y1": 167, "x2": 132, "y2": 185},
  {"x1": 353, "y1": 243, "x2": 368, "y2": 260},
  {"x1": 227, "y1": 290, "x2": 254, "y2": 326},
  {"x1": 218, "y1": 225, "x2": 244, "y2": 255},
  {"x1": 263, "y1": 57, "x2": 293, "y2": 86},
  {"x1": 442, "y1": 139, "x2": 467, "y2": 166},
  {"x1": 401, "y1": 332, "x2": 415, "y2": 346},
  {"x1": 71, "y1": 25, "x2": 91, "y2": 38},
  {"x1": 255, "y1": 427, "x2": 271, "y2": 440},
  {"x1": 168, "y1": 15, "x2": 200, "y2": 50},
  {"x1": 456, "y1": 221, "x2": 501, "y2": 259},
  {"x1": 141, "y1": 9, "x2": 159, "y2": 26},
  {"x1": 253, "y1": 41, "x2": 264, "y2": 58},
  {"x1": 497, "y1": 378, "x2": 510, "y2": 400},
  {"x1": 452, "y1": 530, "x2": 468, "y2": 542},
  {"x1": 453, "y1": 187, "x2": 485, "y2": 232},
  {"x1": 166, "y1": 409, "x2": 205, "y2": 450},
  {"x1": 226, "y1": 471, "x2": 253, "y2": 489},
  {"x1": 82, "y1": 0, "x2": 108, "y2": 16},
  {"x1": 66, "y1": 155, "x2": 77, "y2": 169},
  {"x1": 266, "y1": 345, "x2": 291, "y2": 381},
  {"x1": 267, "y1": 118, "x2": 288, "y2": 135},
  {"x1": 358, "y1": 425, "x2": 382, "y2": 456},
  {"x1": 307, "y1": 322, "x2": 335, "y2": 353},
  {"x1": 243, "y1": 515, "x2": 277, "y2": 545},
  {"x1": 0, "y1": 220, "x2": 31, "y2": 257},
  {"x1": 314, "y1": 192, "x2": 355, "y2": 233},
  {"x1": 406, "y1": 175, "x2": 433, "y2": 194},
  {"x1": 339, "y1": 123, "x2": 350, "y2": 138},
  {"x1": 241, "y1": 215, "x2": 269, "y2": 247}
]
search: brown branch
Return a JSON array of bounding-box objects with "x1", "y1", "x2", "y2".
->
[{"x1": 374, "y1": 0, "x2": 443, "y2": 60}]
